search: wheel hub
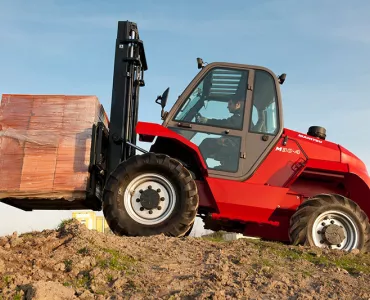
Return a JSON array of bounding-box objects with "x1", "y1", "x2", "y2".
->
[
  {"x1": 139, "y1": 187, "x2": 160, "y2": 210},
  {"x1": 312, "y1": 210, "x2": 359, "y2": 250},
  {"x1": 123, "y1": 173, "x2": 177, "y2": 225},
  {"x1": 322, "y1": 224, "x2": 345, "y2": 245}
]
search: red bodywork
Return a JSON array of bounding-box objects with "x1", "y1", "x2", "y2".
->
[{"x1": 136, "y1": 121, "x2": 370, "y2": 242}]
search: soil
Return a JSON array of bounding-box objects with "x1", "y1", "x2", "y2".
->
[{"x1": 0, "y1": 219, "x2": 370, "y2": 299}]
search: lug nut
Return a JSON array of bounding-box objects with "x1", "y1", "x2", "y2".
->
[
  {"x1": 157, "y1": 206, "x2": 162, "y2": 210},
  {"x1": 149, "y1": 210, "x2": 153, "y2": 214},
  {"x1": 140, "y1": 207, "x2": 144, "y2": 211},
  {"x1": 148, "y1": 185, "x2": 152, "y2": 189},
  {"x1": 157, "y1": 188, "x2": 161, "y2": 193},
  {"x1": 320, "y1": 240, "x2": 324, "y2": 244},
  {"x1": 321, "y1": 222, "x2": 326, "y2": 226},
  {"x1": 136, "y1": 198, "x2": 140, "y2": 202},
  {"x1": 160, "y1": 197, "x2": 165, "y2": 201},
  {"x1": 337, "y1": 244, "x2": 341, "y2": 247},
  {"x1": 317, "y1": 230, "x2": 322, "y2": 234},
  {"x1": 139, "y1": 189, "x2": 143, "y2": 193},
  {"x1": 330, "y1": 220, "x2": 335, "y2": 224}
]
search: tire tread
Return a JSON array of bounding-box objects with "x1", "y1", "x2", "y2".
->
[{"x1": 103, "y1": 152, "x2": 199, "y2": 237}]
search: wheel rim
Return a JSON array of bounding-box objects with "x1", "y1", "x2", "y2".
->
[
  {"x1": 123, "y1": 173, "x2": 177, "y2": 225},
  {"x1": 312, "y1": 210, "x2": 359, "y2": 251}
]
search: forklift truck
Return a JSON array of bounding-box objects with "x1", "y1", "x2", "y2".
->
[{"x1": 6, "y1": 21, "x2": 370, "y2": 252}]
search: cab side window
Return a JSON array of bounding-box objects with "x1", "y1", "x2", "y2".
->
[{"x1": 249, "y1": 70, "x2": 279, "y2": 135}]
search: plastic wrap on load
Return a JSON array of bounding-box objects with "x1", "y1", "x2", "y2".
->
[{"x1": 0, "y1": 94, "x2": 109, "y2": 200}]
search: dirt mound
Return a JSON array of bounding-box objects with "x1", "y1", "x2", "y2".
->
[{"x1": 0, "y1": 219, "x2": 370, "y2": 299}]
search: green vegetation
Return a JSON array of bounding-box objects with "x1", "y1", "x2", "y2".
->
[
  {"x1": 96, "y1": 248, "x2": 136, "y2": 273},
  {"x1": 95, "y1": 290, "x2": 106, "y2": 295},
  {"x1": 252, "y1": 240, "x2": 370, "y2": 275},
  {"x1": 106, "y1": 273, "x2": 114, "y2": 283},
  {"x1": 273, "y1": 247, "x2": 368, "y2": 274},
  {"x1": 301, "y1": 269, "x2": 313, "y2": 278},
  {"x1": 3, "y1": 275, "x2": 11, "y2": 286},
  {"x1": 64, "y1": 259, "x2": 73, "y2": 272},
  {"x1": 334, "y1": 256, "x2": 369, "y2": 274},
  {"x1": 200, "y1": 231, "x2": 229, "y2": 243},
  {"x1": 76, "y1": 270, "x2": 91, "y2": 288},
  {"x1": 18, "y1": 232, "x2": 35, "y2": 239},
  {"x1": 12, "y1": 292, "x2": 22, "y2": 300},
  {"x1": 260, "y1": 258, "x2": 274, "y2": 267},
  {"x1": 77, "y1": 247, "x2": 90, "y2": 256},
  {"x1": 56, "y1": 218, "x2": 75, "y2": 231}
]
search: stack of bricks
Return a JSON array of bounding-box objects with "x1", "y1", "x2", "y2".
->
[{"x1": 0, "y1": 94, "x2": 109, "y2": 200}]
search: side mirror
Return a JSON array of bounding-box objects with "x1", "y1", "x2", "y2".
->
[
  {"x1": 155, "y1": 87, "x2": 170, "y2": 120},
  {"x1": 197, "y1": 58, "x2": 204, "y2": 69},
  {"x1": 278, "y1": 73, "x2": 286, "y2": 85},
  {"x1": 155, "y1": 87, "x2": 169, "y2": 108}
]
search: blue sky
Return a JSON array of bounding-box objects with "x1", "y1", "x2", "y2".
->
[{"x1": 0, "y1": 0, "x2": 370, "y2": 235}]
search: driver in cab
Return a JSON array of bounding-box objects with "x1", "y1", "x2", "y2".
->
[
  {"x1": 196, "y1": 98, "x2": 243, "y2": 129},
  {"x1": 195, "y1": 97, "x2": 244, "y2": 172}
]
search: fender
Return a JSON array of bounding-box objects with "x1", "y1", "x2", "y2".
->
[{"x1": 135, "y1": 121, "x2": 208, "y2": 171}]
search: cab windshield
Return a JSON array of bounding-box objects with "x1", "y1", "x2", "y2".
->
[
  {"x1": 174, "y1": 67, "x2": 249, "y2": 130},
  {"x1": 175, "y1": 83, "x2": 203, "y2": 121}
]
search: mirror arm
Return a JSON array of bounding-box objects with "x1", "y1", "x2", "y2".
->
[{"x1": 161, "y1": 109, "x2": 168, "y2": 120}]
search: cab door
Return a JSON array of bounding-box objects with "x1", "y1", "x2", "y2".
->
[
  {"x1": 164, "y1": 63, "x2": 253, "y2": 180},
  {"x1": 164, "y1": 63, "x2": 283, "y2": 181}
]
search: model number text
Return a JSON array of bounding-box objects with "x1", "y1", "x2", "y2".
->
[{"x1": 275, "y1": 147, "x2": 301, "y2": 155}]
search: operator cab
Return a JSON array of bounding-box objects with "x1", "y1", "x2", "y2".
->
[{"x1": 162, "y1": 62, "x2": 285, "y2": 180}]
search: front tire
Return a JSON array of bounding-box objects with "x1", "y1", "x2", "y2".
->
[
  {"x1": 289, "y1": 193, "x2": 370, "y2": 252},
  {"x1": 102, "y1": 153, "x2": 199, "y2": 237}
]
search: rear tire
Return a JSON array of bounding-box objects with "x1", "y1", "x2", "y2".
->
[
  {"x1": 289, "y1": 193, "x2": 370, "y2": 252},
  {"x1": 102, "y1": 153, "x2": 199, "y2": 237}
]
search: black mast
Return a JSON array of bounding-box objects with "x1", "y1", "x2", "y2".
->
[{"x1": 106, "y1": 21, "x2": 148, "y2": 177}]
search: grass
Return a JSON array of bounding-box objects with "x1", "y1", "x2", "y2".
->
[
  {"x1": 202, "y1": 236, "x2": 226, "y2": 243},
  {"x1": 64, "y1": 259, "x2": 73, "y2": 272},
  {"x1": 197, "y1": 231, "x2": 370, "y2": 277},
  {"x1": 332, "y1": 256, "x2": 370, "y2": 275},
  {"x1": 3, "y1": 275, "x2": 11, "y2": 286},
  {"x1": 106, "y1": 273, "x2": 114, "y2": 283},
  {"x1": 18, "y1": 232, "x2": 35, "y2": 239},
  {"x1": 200, "y1": 231, "x2": 229, "y2": 243},
  {"x1": 259, "y1": 243, "x2": 370, "y2": 275},
  {"x1": 61, "y1": 270, "x2": 94, "y2": 291},
  {"x1": 76, "y1": 270, "x2": 91, "y2": 288},
  {"x1": 12, "y1": 293, "x2": 21, "y2": 300},
  {"x1": 96, "y1": 248, "x2": 137, "y2": 273},
  {"x1": 302, "y1": 269, "x2": 313, "y2": 278},
  {"x1": 77, "y1": 247, "x2": 90, "y2": 256},
  {"x1": 56, "y1": 218, "x2": 75, "y2": 231},
  {"x1": 233, "y1": 237, "x2": 370, "y2": 276},
  {"x1": 260, "y1": 258, "x2": 274, "y2": 267}
]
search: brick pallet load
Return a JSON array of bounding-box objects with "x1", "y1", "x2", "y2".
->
[{"x1": 0, "y1": 94, "x2": 109, "y2": 211}]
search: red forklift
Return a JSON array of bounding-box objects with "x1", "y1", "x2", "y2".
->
[
  {"x1": 10, "y1": 21, "x2": 370, "y2": 252},
  {"x1": 94, "y1": 20, "x2": 370, "y2": 252}
]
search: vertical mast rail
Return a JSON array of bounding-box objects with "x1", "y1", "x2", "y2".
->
[{"x1": 106, "y1": 21, "x2": 148, "y2": 177}]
